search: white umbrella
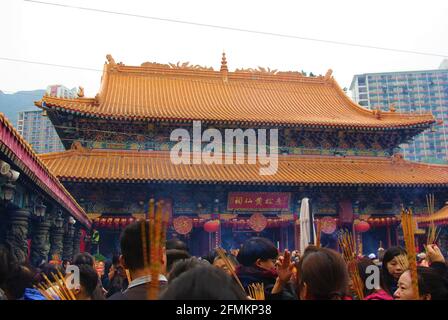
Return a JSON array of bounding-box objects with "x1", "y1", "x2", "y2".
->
[{"x1": 299, "y1": 197, "x2": 316, "y2": 255}]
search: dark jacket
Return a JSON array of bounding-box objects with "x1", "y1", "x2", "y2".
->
[
  {"x1": 108, "y1": 281, "x2": 167, "y2": 300},
  {"x1": 236, "y1": 265, "x2": 296, "y2": 300},
  {"x1": 430, "y1": 261, "x2": 448, "y2": 281}
]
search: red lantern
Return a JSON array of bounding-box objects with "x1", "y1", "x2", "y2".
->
[
  {"x1": 204, "y1": 220, "x2": 220, "y2": 233},
  {"x1": 120, "y1": 218, "x2": 128, "y2": 228},
  {"x1": 113, "y1": 218, "x2": 120, "y2": 229},
  {"x1": 99, "y1": 218, "x2": 107, "y2": 227},
  {"x1": 354, "y1": 220, "x2": 370, "y2": 233}
]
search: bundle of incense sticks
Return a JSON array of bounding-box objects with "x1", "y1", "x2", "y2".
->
[
  {"x1": 34, "y1": 272, "x2": 76, "y2": 300},
  {"x1": 315, "y1": 220, "x2": 322, "y2": 248},
  {"x1": 148, "y1": 199, "x2": 169, "y2": 300},
  {"x1": 400, "y1": 207, "x2": 419, "y2": 299},
  {"x1": 395, "y1": 254, "x2": 409, "y2": 272},
  {"x1": 215, "y1": 247, "x2": 246, "y2": 294},
  {"x1": 426, "y1": 194, "x2": 441, "y2": 245},
  {"x1": 337, "y1": 230, "x2": 364, "y2": 300},
  {"x1": 248, "y1": 283, "x2": 265, "y2": 300},
  {"x1": 125, "y1": 269, "x2": 132, "y2": 284}
]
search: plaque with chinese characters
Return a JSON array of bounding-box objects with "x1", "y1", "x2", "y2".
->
[{"x1": 227, "y1": 192, "x2": 291, "y2": 211}]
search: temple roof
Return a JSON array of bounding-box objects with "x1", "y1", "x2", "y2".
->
[
  {"x1": 0, "y1": 113, "x2": 90, "y2": 228},
  {"x1": 417, "y1": 203, "x2": 448, "y2": 225},
  {"x1": 39, "y1": 148, "x2": 448, "y2": 187},
  {"x1": 35, "y1": 54, "x2": 435, "y2": 130}
]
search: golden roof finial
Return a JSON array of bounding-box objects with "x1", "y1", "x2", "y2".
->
[
  {"x1": 220, "y1": 52, "x2": 228, "y2": 72},
  {"x1": 220, "y1": 51, "x2": 228, "y2": 82},
  {"x1": 389, "y1": 103, "x2": 396, "y2": 113}
]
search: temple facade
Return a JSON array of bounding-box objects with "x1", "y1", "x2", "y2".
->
[{"x1": 35, "y1": 54, "x2": 448, "y2": 257}]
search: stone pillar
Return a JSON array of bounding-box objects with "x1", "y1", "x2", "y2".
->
[
  {"x1": 5, "y1": 208, "x2": 31, "y2": 264},
  {"x1": 72, "y1": 228, "x2": 82, "y2": 257},
  {"x1": 30, "y1": 219, "x2": 51, "y2": 267},
  {"x1": 62, "y1": 223, "x2": 75, "y2": 261},
  {"x1": 49, "y1": 223, "x2": 64, "y2": 260}
]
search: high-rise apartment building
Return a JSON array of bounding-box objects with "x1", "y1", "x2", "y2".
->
[{"x1": 350, "y1": 64, "x2": 448, "y2": 163}]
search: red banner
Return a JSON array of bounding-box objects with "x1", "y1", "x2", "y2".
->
[{"x1": 228, "y1": 192, "x2": 291, "y2": 211}]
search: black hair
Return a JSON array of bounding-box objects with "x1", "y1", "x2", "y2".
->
[
  {"x1": 166, "y1": 239, "x2": 189, "y2": 252},
  {"x1": 4, "y1": 263, "x2": 38, "y2": 300},
  {"x1": 381, "y1": 246, "x2": 407, "y2": 295},
  {"x1": 112, "y1": 255, "x2": 120, "y2": 266},
  {"x1": 236, "y1": 237, "x2": 278, "y2": 267},
  {"x1": 168, "y1": 257, "x2": 208, "y2": 282},
  {"x1": 160, "y1": 265, "x2": 247, "y2": 300},
  {"x1": 357, "y1": 257, "x2": 387, "y2": 297},
  {"x1": 120, "y1": 221, "x2": 152, "y2": 271},
  {"x1": 105, "y1": 265, "x2": 128, "y2": 298},
  {"x1": 78, "y1": 264, "x2": 101, "y2": 299},
  {"x1": 166, "y1": 249, "x2": 191, "y2": 273},
  {"x1": 201, "y1": 250, "x2": 218, "y2": 264},
  {"x1": 38, "y1": 263, "x2": 64, "y2": 282},
  {"x1": 73, "y1": 252, "x2": 95, "y2": 267},
  {"x1": 417, "y1": 266, "x2": 448, "y2": 300}
]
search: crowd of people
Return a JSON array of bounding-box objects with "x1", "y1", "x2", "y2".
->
[{"x1": 1, "y1": 220, "x2": 448, "y2": 300}]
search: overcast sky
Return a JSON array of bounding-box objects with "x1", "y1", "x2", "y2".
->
[{"x1": 1, "y1": 0, "x2": 447, "y2": 97}]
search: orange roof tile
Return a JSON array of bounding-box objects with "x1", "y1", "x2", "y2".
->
[
  {"x1": 39, "y1": 148, "x2": 448, "y2": 187},
  {"x1": 35, "y1": 56, "x2": 435, "y2": 130},
  {"x1": 0, "y1": 113, "x2": 90, "y2": 228},
  {"x1": 417, "y1": 203, "x2": 448, "y2": 223}
]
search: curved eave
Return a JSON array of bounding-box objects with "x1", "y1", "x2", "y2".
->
[
  {"x1": 55, "y1": 176, "x2": 448, "y2": 188},
  {"x1": 37, "y1": 100, "x2": 435, "y2": 131}
]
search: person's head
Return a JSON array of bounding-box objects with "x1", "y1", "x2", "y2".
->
[
  {"x1": 201, "y1": 250, "x2": 218, "y2": 264},
  {"x1": 166, "y1": 239, "x2": 189, "y2": 252},
  {"x1": 356, "y1": 257, "x2": 386, "y2": 297},
  {"x1": 112, "y1": 255, "x2": 120, "y2": 266},
  {"x1": 382, "y1": 246, "x2": 407, "y2": 280},
  {"x1": 4, "y1": 264, "x2": 38, "y2": 300},
  {"x1": 73, "y1": 264, "x2": 101, "y2": 300},
  {"x1": 62, "y1": 260, "x2": 70, "y2": 269},
  {"x1": 297, "y1": 246, "x2": 349, "y2": 300},
  {"x1": 394, "y1": 267, "x2": 448, "y2": 300},
  {"x1": 73, "y1": 252, "x2": 95, "y2": 267},
  {"x1": 417, "y1": 252, "x2": 426, "y2": 264},
  {"x1": 119, "y1": 221, "x2": 166, "y2": 274},
  {"x1": 213, "y1": 256, "x2": 232, "y2": 276},
  {"x1": 160, "y1": 265, "x2": 247, "y2": 300},
  {"x1": 38, "y1": 263, "x2": 64, "y2": 282},
  {"x1": 168, "y1": 257, "x2": 208, "y2": 282},
  {"x1": 236, "y1": 237, "x2": 278, "y2": 270},
  {"x1": 166, "y1": 249, "x2": 191, "y2": 273}
]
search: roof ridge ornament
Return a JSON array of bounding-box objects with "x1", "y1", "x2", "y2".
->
[
  {"x1": 168, "y1": 61, "x2": 214, "y2": 71},
  {"x1": 77, "y1": 86, "x2": 84, "y2": 98},
  {"x1": 391, "y1": 153, "x2": 405, "y2": 164},
  {"x1": 372, "y1": 106, "x2": 382, "y2": 119},
  {"x1": 106, "y1": 54, "x2": 116, "y2": 66},
  {"x1": 324, "y1": 69, "x2": 333, "y2": 81},
  {"x1": 71, "y1": 141, "x2": 86, "y2": 152},
  {"x1": 220, "y1": 52, "x2": 228, "y2": 82}
]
